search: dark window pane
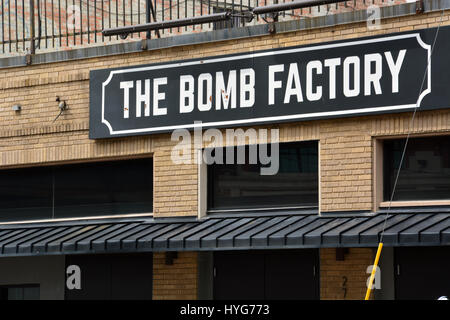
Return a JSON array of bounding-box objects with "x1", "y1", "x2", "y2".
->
[
  {"x1": 208, "y1": 142, "x2": 318, "y2": 210},
  {"x1": 383, "y1": 136, "x2": 450, "y2": 201},
  {"x1": 0, "y1": 158, "x2": 153, "y2": 222},
  {"x1": 54, "y1": 158, "x2": 153, "y2": 218},
  {"x1": 7, "y1": 287, "x2": 24, "y2": 300},
  {"x1": 0, "y1": 166, "x2": 53, "y2": 221},
  {"x1": 0, "y1": 285, "x2": 40, "y2": 300},
  {"x1": 22, "y1": 286, "x2": 40, "y2": 300}
]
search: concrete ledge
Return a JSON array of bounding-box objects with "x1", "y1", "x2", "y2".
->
[{"x1": 0, "y1": 0, "x2": 449, "y2": 69}]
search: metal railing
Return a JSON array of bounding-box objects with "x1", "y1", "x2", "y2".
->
[
  {"x1": 0, "y1": 0, "x2": 405, "y2": 56},
  {"x1": 1, "y1": 0, "x2": 150, "y2": 54}
]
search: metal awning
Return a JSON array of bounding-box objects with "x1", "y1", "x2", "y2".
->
[{"x1": 0, "y1": 210, "x2": 449, "y2": 257}]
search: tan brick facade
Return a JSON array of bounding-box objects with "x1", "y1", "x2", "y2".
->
[
  {"x1": 320, "y1": 248, "x2": 374, "y2": 300},
  {"x1": 153, "y1": 252, "x2": 198, "y2": 299},
  {"x1": 1, "y1": 8, "x2": 450, "y2": 299}
]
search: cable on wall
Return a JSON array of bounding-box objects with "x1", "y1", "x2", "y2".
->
[{"x1": 365, "y1": 9, "x2": 446, "y2": 301}]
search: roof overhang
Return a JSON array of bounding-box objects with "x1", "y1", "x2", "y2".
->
[{"x1": 0, "y1": 210, "x2": 449, "y2": 257}]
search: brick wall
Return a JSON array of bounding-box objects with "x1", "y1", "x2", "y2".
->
[
  {"x1": 1, "y1": 10, "x2": 449, "y2": 216},
  {"x1": 320, "y1": 248, "x2": 374, "y2": 300},
  {"x1": 153, "y1": 252, "x2": 198, "y2": 299},
  {"x1": 1, "y1": 8, "x2": 450, "y2": 298}
]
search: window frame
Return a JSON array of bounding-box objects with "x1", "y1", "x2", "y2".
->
[
  {"x1": 374, "y1": 133, "x2": 450, "y2": 210},
  {"x1": 202, "y1": 140, "x2": 320, "y2": 215},
  {"x1": 0, "y1": 155, "x2": 154, "y2": 225}
]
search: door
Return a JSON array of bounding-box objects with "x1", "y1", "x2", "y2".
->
[
  {"x1": 395, "y1": 246, "x2": 450, "y2": 300},
  {"x1": 213, "y1": 249, "x2": 319, "y2": 300},
  {"x1": 264, "y1": 250, "x2": 319, "y2": 300},
  {"x1": 65, "y1": 253, "x2": 153, "y2": 300},
  {"x1": 213, "y1": 251, "x2": 265, "y2": 299}
]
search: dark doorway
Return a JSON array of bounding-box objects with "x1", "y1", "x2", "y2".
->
[
  {"x1": 395, "y1": 246, "x2": 450, "y2": 300},
  {"x1": 65, "y1": 253, "x2": 152, "y2": 300},
  {"x1": 213, "y1": 249, "x2": 319, "y2": 300}
]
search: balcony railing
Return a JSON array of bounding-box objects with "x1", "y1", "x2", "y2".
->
[{"x1": 0, "y1": 0, "x2": 406, "y2": 56}]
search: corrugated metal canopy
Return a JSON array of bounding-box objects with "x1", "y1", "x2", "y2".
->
[{"x1": 0, "y1": 210, "x2": 449, "y2": 257}]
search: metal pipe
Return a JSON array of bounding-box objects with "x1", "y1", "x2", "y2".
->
[
  {"x1": 252, "y1": 0, "x2": 345, "y2": 15},
  {"x1": 149, "y1": 0, "x2": 161, "y2": 39},
  {"x1": 103, "y1": 12, "x2": 232, "y2": 37},
  {"x1": 145, "y1": 0, "x2": 161, "y2": 39},
  {"x1": 102, "y1": 0, "x2": 349, "y2": 38},
  {"x1": 146, "y1": 0, "x2": 151, "y2": 39},
  {"x1": 29, "y1": 0, "x2": 35, "y2": 54}
]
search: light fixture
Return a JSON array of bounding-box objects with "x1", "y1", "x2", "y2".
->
[
  {"x1": 53, "y1": 96, "x2": 68, "y2": 122},
  {"x1": 165, "y1": 251, "x2": 178, "y2": 265},
  {"x1": 336, "y1": 248, "x2": 349, "y2": 261}
]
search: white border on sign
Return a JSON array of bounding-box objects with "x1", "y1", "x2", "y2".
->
[{"x1": 100, "y1": 33, "x2": 431, "y2": 135}]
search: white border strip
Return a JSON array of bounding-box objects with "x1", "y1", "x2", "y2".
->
[{"x1": 0, "y1": 213, "x2": 153, "y2": 226}]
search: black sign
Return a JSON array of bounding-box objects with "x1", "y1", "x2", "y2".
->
[{"x1": 89, "y1": 26, "x2": 450, "y2": 139}]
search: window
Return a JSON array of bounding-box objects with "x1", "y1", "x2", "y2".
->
[
  {"x1": 0, "y1": 158, "x2": 153, "y2": 222},
  {"x1": 383, "y1": 136, "x2": 450, "y2": 202},
  {"x1": 208, "y1": 141, "x2": 318, "y2": 211},
  {"x1": 0, "y1": 285, "x2": 40, "y2": 300}
]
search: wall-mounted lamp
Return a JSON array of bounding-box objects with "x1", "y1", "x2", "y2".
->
[
  {"x1": 53, "y1": 96, "x2": 68, "y2": 122},
  {"x1": 336, "y1": 248, "x2": 349, "y2": 261},
  {"x1": 165, "y1": 251, "x2": 178, "y2": 265},
  {"x1": 12, "y1": 104, "x2": 22, "y2": 112},
  {"x1": 56, "y1": 96, "x2": 68, "y2": 111}
]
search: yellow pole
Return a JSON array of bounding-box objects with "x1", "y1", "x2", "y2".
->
[{"x1": 365, "y1": 242, "x2": 383, "y2": 300}]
